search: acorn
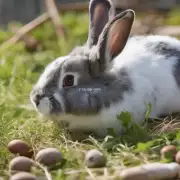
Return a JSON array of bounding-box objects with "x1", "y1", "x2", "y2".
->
[
  {"x1": 10, "y1": 172, "x2": 37, "y2": 180},
  {"x1": 160, "y1": 145, "x2": 177, "y2": 161},
  {"x1": 35, "y1": 148, "x2": 63, "y2": 167},
  {"x1": 175, "y1": 151, "x2": 180, "y2": 164},
  {"x1": 9, "y1": 156, "x2": 34, "y2": 173},
  {"x1": 7, "y1": 139, "x2": 33, "y2": 158},
  {"x1": 85, "y1": 149, "x2": 106, "y2": 168}
]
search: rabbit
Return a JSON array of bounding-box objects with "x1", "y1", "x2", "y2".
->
[{"x1": 30, "y1": 0, "x2": 180, "y2": 138}]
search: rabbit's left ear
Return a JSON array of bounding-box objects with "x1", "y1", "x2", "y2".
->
[
  {"x1": 97, "y1": 9, "x2": 135, "y2": 67},
  {"x1": 87, "y1": 0, "x2": 115, "y2": 48}
]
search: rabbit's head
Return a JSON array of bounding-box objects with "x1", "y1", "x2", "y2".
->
[{"x1": 30, "y1": 0, "x2": 135, "y2": 117}]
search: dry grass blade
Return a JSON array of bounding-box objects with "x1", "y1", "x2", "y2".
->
[
  {"x1": 34, "y1": 161, "x2": 52, "y2": 180},
  {"x1": 9, "y1": 24, "x2": 40, "y2": 52},
  {"x1": 85, "y1": 167, "x2": 97, "y2": 180},
  {"x1": 151, "y1": 115, "x2": 180, "y2": 134},
  {"x1": 0, "y1": 13, "x2": 50, "y2": 52},
  {"x1": 45, "y1": 0, "x2": 66, "y2": 37}
]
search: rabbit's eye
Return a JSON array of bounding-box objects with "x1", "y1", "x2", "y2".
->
[{"x1": 63, "y1": 75, "x2": 74, "y2": 87}]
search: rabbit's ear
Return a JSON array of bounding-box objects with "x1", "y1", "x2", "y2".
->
[
  {"x1": 97, "y1": 9, "x2": 134, "y2": 64},
  {"x1": 87, "y1": 0, "x2": 115, "y2": 48}
]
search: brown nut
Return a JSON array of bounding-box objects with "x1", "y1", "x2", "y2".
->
[
  {"x1": 85, "y1": 149, "x2": 106, "y2": 168},
  {"x1": 8, "y1": 139, "x2": 33, "y2": 158},
  {"x1": 175, "y1": 151, "x2": 180, "y2": 164},
  {"x1": 10, "y1": 172, "x2": 37, "y2": 180},
  {"x1": 160, "y1": 145, "x2": 177, "y2": 160},
  {"x1": 9, "y1": 156, "x2": 34, "y2": 173},
  {"x1": 35, "y1": 148, "x2": 62, "y2": 166}
]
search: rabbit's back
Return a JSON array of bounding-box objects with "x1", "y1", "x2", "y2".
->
[
  {"x1": 114, "y1": 35, "x2": 180, "y2": 69},
  {"x1": 113, "y1": 35, "x2": 180, "y2": 87},
  {"x1": 112, "y1": 35, "x2": 180, "y2": 119}
]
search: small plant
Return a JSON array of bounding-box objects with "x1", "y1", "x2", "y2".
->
[{"x1": 103, "y1": 104, "x2": 152, "y2": 151}]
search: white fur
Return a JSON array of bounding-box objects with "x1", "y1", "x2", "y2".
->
[
  {"x1": 55, "y1": 35, "x2": 180, "y2": 136},
  {"x1": 33, "y1": 35, "x2": 180, "y2": 136},
  {"x1": 37, "y1": 97, "x2": 51, "y2": 115}
]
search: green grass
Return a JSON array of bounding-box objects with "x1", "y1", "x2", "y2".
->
[{"x1": 0, "y1": 9, "x2": 180, "y2": 179}]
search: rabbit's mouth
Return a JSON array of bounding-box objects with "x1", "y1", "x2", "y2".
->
[
  {"x1": 31, "y1": 91, "x2": 65, "y2": 116},
  {"x1": 30, "y1": 92, "x2": 53, "y2": 116},
  {"x1": 30, "y1": 95, "x2": 52, "y2": 116}
]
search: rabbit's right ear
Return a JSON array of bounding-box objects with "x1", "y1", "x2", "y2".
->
[
  {"x1": 96, "y1": 9, "x2": 135, "y2": 71},
  {"x1": 87, "y1": 0, "x2": 115, "y2": 48}
]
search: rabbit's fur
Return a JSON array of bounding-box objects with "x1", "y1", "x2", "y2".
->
[{"x1": 30, "y1": 0, "x2": 180, "y2": 137}]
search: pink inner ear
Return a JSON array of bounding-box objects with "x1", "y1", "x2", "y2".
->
[{"x1": 107, "y1": 18, "x2": 132, "y2": 57}]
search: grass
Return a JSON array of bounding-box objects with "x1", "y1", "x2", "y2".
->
[{"x1": 0, "y1": 9, "x2": 180, "y2": 179}]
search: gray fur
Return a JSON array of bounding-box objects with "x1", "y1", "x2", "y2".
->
[
  {"x1": 30, "y1": 1, "x2": 134, "y2": 128},
  {"x1": 87, "y1": 0, "x2": 115, "y2": 47},
  {"x1": 145, "y1": 41, "x2": 180, "y2": 88},
  {"x1": 174, "y1": 58, "x2": 180, "y2": 88},
  {"x1": 31, "y1": 45, "x2": 133, "y2": 115},
  {"x1": 146, "y1": 41, "x2": 180, "y2": 58},
  {"x1": 51, "y1": 68, "x2": 133, "y2": 115},
  {"x1": 30, "y1": 65, "x2": 61, "y2": 105}
]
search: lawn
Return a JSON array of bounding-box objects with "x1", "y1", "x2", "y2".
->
[{"x1": 1, "y1": 9, "x2": 180, "y2": 179}]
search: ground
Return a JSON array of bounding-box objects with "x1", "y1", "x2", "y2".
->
[{"x1": 0, "y1": 9, "x2": 180, "y2": 180}]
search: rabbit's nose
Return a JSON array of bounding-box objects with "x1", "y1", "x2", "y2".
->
[{"x1": 33, "y1": 94, "x2": 42, "y2": 106}]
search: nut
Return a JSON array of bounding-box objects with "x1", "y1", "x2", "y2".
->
[
  {"x1": 8, "y1": 139, "x2": 33, "y2": 158},
  {"x1": 35, "y1": 148, "x2": 62, "y2": 166},
  {"x1": 9, "y1": 156, "x2": 34, "y2": 173},
  {"x1": 85, "y1": 149, "x2": 106, "y2": 168},
  {"x1": 160, "y1": 145, "x2": 177, "y2": 160},
  {"x1": 10, "y1": 172, "x2": 37, "y2": 180},
  {"x1": 175, "y1": 151, "x2": 180, "y2": 164}
]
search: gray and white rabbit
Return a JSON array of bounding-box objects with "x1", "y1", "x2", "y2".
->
[{"x1": 30, "y1": 0, "x2": 180, "y2": 137}]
